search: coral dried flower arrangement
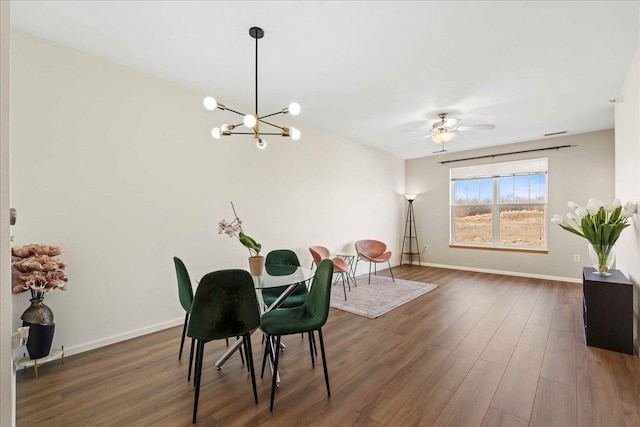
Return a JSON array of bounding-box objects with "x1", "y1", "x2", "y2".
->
[{"x1": 12, "y1": 244, "x2": 68, "y2": 298}]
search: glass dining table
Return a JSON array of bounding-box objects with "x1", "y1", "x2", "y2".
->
[{"x1": 214, "y1": 264, "x2": 315, "y2": 372}]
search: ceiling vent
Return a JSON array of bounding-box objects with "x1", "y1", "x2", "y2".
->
[{"x1": 544, "y1": 131, "x2": 568, "y2": 137}]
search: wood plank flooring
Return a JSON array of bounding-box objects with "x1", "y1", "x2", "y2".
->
[{"x1": 15, "y1": 266, "x2": 640, "y2": 426}]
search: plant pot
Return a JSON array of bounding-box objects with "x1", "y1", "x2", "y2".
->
[
  {"x1": 248, "y1": 256, "x2": 265, "y2": 277},
  {"x1": 588, "y1": 244, "x2": 616, "y2": 276},
  {"x1": 21, "y1": 297, "x2": 55, "y2": 359}
]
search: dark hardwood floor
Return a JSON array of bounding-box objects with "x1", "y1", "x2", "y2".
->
[{"x1": 16, "y1": 266, "x2": 640, "y2": 426}]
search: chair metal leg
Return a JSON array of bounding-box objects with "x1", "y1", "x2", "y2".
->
[
  {"x1": 341, "y1": 272, "x2": 347, "y2": 300},
  {"x1": 261, "y1": 334, "x2": 271, "y2": 379},
  {"x1": 193, "y1": 340, "x2": 205, "y2": 423},
  {"x1": 179, "y1": 312, "x2": 189, "y2": 360},
  {"x1": 354, "y1": 258, "x2": 360, "y2": 285},
  {"x1": 244, "y1": 333, "x2": 258, "y2": 404},
  {"x1": 368, "y1": 261, "x2": 372, "y2": 284},
  {"x1": 388, "y1": 261, "x2": 395, "y2": 282},
  {"x1": 238, "y1": 336, "x2": 245, "y2": 366},
  {"x1": 270, "y1": 336, "x2": 282, "y2": 412},
  {"x1": 188, "y1": 338, "x2": 195, "y2": 381},
  {"x1": 318, "y1": 328, "x2": 331, "y2": 398},
  {"x1": 308, "y1": 331, "x2": 315, "y2": 368}
]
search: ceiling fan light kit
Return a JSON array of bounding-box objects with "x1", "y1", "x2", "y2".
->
[
  {"x1": 203, "y1": 27, "x2": 301, "y2": 149},
  {"x1": 432, "y1": 129, "x2": 456, "y2": 144},
  {"x1": 426, "y1": 112, "x2": 495, "y2": 148}
]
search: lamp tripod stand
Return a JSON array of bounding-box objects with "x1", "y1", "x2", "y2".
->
[{"x1": 400, "y1": 197, "x2": 421, "y2": 266}]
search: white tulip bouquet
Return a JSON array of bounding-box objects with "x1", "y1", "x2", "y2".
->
[{"x1": 551, "y1": 198, "x2": 637, "y2": 273}]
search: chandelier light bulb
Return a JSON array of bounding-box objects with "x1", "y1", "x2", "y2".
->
[
  {"x1": 243, "y1": 114, "x2": 257, "y2": 128},
  {"x1": 221, "y1": 124, "x2": 229, "y2": 132},
  {"x1": 290, "y1": 127, "x2": 301, "y2": 141},
  {"x1": 288, "y1": 102, "x2": 301, "y2": 116},
  {"x1": 203, "y1": 96, "x2": 218, "y2": 111},
  {"x1": 257, "y1": 138, "x2": 267, "y2": 150},
  {"x1": 211, "y1": 127, "x2": 221, "y2": 139}
]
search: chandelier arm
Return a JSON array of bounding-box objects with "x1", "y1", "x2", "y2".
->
[
  {"x1": 258, "y1": 119, "x2": 286, "y2": 131},
  {"x1": 223, "y1": 107, "x2": 248, "y2": 117},
  {"x1": 259, "y1": 111, "x2": 284, "y2": 120},
  {"x1": 230, "y1": 132, "x2": 283, "y2": 136}
]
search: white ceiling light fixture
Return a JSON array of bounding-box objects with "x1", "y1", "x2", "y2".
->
[
  {"x1": 420, "y1": 112, "x2": 495, "y2": 152},
  {"x1": 203, "y1": 27, "x2": 301, "y2": 150},
  {"x1": 431, "y1": 128, "x2": 456, "y2": 144}
]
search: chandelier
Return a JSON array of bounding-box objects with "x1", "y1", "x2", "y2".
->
[{"x1": 203, "y1": 27, "x2": 301, "y2": 150}]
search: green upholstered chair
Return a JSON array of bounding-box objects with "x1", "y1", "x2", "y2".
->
[
  {"x1": 173, "y1": 257, "x2": 196, "y2": 379},
  {"x1": 187, "y1": 269, "x2": 261, "y2": 424},
  {"x1": 262, "y1": 249, "x2": 308, "y2": 308},
  {"x1": 260, "y1": 259, "x2": 334, "y2": 411}
]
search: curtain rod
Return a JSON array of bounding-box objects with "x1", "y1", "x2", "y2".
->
[{"x1": 438, "y1": 144, "x2": 576, "y2": 164}]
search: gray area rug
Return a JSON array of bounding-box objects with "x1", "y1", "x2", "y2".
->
[{"x1": 330, "y1": 274, "x2": 438, "y2": 319}]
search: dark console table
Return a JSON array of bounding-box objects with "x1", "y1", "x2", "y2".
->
[{"x1": 582, "y1": 267, "x2": 633, "y2": 354}]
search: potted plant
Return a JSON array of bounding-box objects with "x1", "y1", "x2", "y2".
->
[
  {"x1": 12, "y1": 243, "x2": 68, "y2": 359},
  {"x1": 218, "y1": 202, "x2": 264, "y2": 276},
  {"x1": 551, "y1": 198, "x2": 637, "y2": 275}
]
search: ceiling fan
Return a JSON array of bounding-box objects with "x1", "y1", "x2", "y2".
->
[{"x1": 425, "y1": 112, "x2": 495, "y2": 152}]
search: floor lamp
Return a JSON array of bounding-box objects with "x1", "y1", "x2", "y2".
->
[{"x1": 400, "y1": 194, "x2": 421, "y2": 266}]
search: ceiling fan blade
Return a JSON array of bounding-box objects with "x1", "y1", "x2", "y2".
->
[
  {"x1": 457, "y1": 124, "x2": 495, "y2": 131},
  {"x1": 444, "y1": 117, "x2": 460, "y2": 127}
]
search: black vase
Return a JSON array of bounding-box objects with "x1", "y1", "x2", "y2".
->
[{"x1": 21, "y1": 297, "x2": 55, "y2": 360}]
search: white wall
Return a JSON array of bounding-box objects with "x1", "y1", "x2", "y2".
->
[
  {"x1": 1, "y1": 2, "x2": 16, "y2": 426},
  {"x1": 10, "y1": 31, "x2": 405, "y2": 355},
  {"x1": 405, "y1": 131, "x2": 615, "y2": 281},
  {"x1": 614, "y1": 47, "x2": 640, "y2": 351}
]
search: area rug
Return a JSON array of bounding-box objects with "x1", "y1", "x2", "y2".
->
[{"x1": 330, "y1": 275, "x2": 438, "y2": 319}]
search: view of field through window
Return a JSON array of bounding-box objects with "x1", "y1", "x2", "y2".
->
[{"x1": 452, "y1": 171, "x2": 546, "y2": 247}]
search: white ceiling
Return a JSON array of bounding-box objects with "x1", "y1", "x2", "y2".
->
[{"x1": 10, "y1": 1, "x2": 640, "y2": 159}]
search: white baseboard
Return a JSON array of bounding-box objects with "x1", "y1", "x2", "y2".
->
[
  {"x1": 49, "y1": 264, "x2": 581, "y2": 359},
  {"x1": 63, "y1": 317, "x2": 183, "y2": 357},
  {"x1": 418, "y1": 262, "x2": 582, "y2": 284}
]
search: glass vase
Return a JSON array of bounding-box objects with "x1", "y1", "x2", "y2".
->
[{"x1": 588, "y1": 244, "x2": 616, "y2": 276}]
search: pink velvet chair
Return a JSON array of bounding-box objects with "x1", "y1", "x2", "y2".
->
[
  {"x1": 309, "y1": 246, "x2": 353, "y2": 300},
  {"x1": 354, "y1": 240, "x2": 394, "y2": 284}
]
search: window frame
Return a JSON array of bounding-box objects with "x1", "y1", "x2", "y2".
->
[{"x1": 449, "y1": 158, "x2": 549, "y2": 251}]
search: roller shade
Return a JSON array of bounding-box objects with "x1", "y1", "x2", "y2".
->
[{"x1": 450, "y1": 158, "x2": 548, "y2": 181}]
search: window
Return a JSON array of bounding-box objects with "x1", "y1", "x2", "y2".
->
[{"x1": 450, "y1": 158, "x2": 548, "y2": 249}]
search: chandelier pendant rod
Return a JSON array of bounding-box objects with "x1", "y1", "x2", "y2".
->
[{"x1": 255, "y1": 31, "x2": 259, "y2": 116}]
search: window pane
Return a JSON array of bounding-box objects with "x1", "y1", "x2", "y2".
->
[
  {"x1": 499, "y1": 205, "x2": 545, "y2": 246},
  {"x1": 455, "y1": 178, "x2": 492, "y2": 204},
  {"x1": 530, "y1": 174, "x2": 546, "y2": 202},
  {"x1": 499, "y1": 177, "x2": 514, "y2": 202},
  {"x1": 454, "y1": 181, "x2": 467, "y2": 204},
  {"x1": 454, "y1": 206, "x2": 492, "y2": 243},
  {"x1": 514, "y1": 176, "x2": 530, "y2": 202},
  {"x1": 479, "y1": 179, "x2": 493, "y2": 203}
]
